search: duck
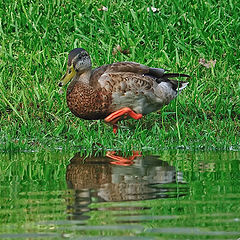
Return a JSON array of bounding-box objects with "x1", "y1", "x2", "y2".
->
[{"x1": 59, "y1": 48, "x2": 190, "y2": 133}]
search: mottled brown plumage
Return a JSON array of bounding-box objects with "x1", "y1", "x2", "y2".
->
[
  {"x1": 67, "y1": 81, "x2": 112, "y2": 119},
  {"x1": 59, "y1": 48, "x2": 190, "y2": 132}
]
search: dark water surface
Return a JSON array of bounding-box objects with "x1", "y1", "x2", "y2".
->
[{"x1": 0, "y1": 150, "x2": 239, "y2": 239}]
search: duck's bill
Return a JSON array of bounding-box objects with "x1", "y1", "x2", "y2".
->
[{"x1": 59, "y1": 65, "x2": 76, "y2": 87}]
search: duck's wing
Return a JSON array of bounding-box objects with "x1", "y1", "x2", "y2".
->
[
  {"x1": 90, "y1": 61, "x2": 190, "y2": 88},
  {"x1": 89, "y1": 62, "x2": 163, "y2": 88}
]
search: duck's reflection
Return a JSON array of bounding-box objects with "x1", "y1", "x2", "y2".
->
[{"x1": 66, "y1": 152, "x2": 188, "y2": 220}]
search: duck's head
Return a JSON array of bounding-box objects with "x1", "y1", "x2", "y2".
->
[{"x1": 59, "y1": 48, "x2": 92, "y2": 87}]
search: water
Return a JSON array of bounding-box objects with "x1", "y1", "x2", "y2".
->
[{"x1": 0, "y1": 150, "x2": 239, "y2": 239}]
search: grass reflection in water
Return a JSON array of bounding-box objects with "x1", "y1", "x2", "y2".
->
[{"x1": 0, "y1": 151, "x2": 240, "y2": 239}]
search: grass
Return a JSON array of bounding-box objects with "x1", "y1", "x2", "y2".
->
[{"x1": 0, "y1": 0, "x2": 239, "y2": 152}]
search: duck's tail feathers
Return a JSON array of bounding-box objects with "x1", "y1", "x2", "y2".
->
[
  {"x1": 162, "y1": 73, "x2": 190, "y2": 93},
  {"x1": 177, "y1": 81, "x2": 189, "y2": 93},
  {"x1": 163, "y1": 73, "x2": 190, "y2": 79},
  {"x1": 147, "y1": 68, "x2": 190, "y2": 81}
]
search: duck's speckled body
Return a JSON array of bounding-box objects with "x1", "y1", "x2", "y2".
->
[{"x1": 59, "y1": 48, "x2": 190, "y2": 133}]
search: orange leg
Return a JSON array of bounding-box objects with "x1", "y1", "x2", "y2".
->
[
  {"x1": 104, "y1": 107, "x2": 143, "y2": 134},
  {"x1": 106, "y1": 151, "x2": 142, "y2": 166}
]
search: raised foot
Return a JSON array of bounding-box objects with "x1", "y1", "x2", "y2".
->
[
  {"x1": 105, "y1": 107, "x2": 143, "y2": 122},
  {"x1": 104, "y1": 107, "x2": 143, "y2": 134},
  {"x1": 106, "y1": 151, "x2": 142, "y2": 166}
]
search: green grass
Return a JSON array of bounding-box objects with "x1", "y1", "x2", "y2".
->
[{"x1": 0, "y1": 0, "x2": 239, "y2": 152}]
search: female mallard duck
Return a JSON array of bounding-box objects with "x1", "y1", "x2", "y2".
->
[{"x1": 59, "y1": 48, "x2": 190, "y2": 133}]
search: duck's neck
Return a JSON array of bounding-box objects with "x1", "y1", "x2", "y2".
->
[
  {"x1": 76, "y1": 69, "x2": 92, "y2": 85},
  {"x1": 67, "y1": 70, "x2": 92, "y2": 94}
]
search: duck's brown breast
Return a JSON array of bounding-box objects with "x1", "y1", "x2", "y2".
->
[{"x1": 66, "y1": 81, "x2": 112, "y2": 120}]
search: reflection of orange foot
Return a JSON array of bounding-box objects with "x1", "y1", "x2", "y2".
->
[
  {"x1": 104, "y1": 107, "x2": 143, "y2": 134},
  {"x1": 106, "y1": 151, "x2": 142, "y2": 166}
]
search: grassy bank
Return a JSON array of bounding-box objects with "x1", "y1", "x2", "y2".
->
[{"x1": 0, "y1": 0, "x2": 239, "y2": 152}]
